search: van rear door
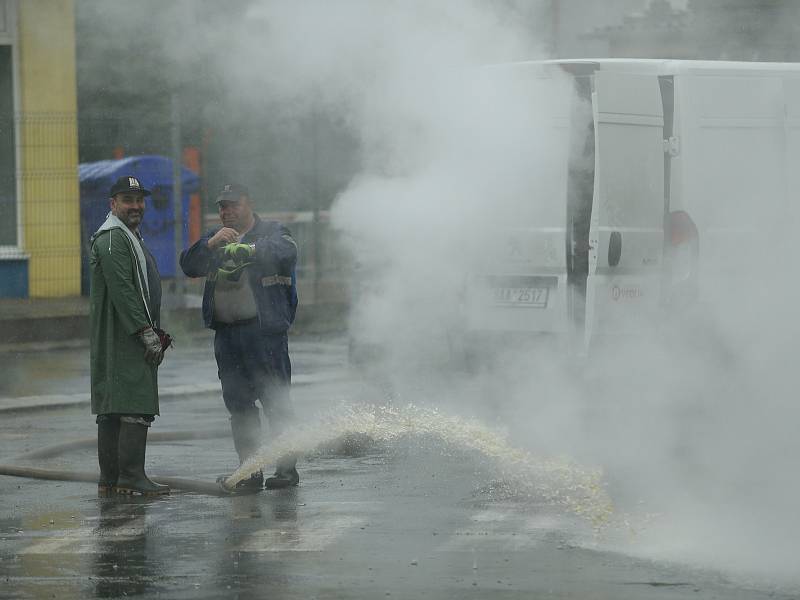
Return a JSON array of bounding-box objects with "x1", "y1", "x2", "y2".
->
[
  {"x1": 584, "y1": 71, "x2": 665, "y2": 348},
  {"x1": 464, "y1": 66, "x2": 574, "y2": 336}
]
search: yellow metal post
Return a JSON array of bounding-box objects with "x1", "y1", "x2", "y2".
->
[{"x1": 17, "y1": 0, "x2": 80, "y2": 297}]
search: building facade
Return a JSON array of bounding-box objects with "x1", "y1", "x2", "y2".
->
[{"x1": 0, "y1": 0, "x2": 80, "y2": 298}]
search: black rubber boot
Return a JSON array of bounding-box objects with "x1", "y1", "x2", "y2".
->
[
  {"x1": 114, "y1": 421, "x2": 169, "y2": 496},
  {"x1": 227, "y1": 412, "x2": 263, "y2": 493},
  {"x1": 96, "y1": 416, "x2": 120, "y2": 496},
  {"x1": 264, "y1": 455, "x2": 299, "y2": 490}
]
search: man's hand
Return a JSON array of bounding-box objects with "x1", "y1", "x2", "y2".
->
[
  {"x1": 207, "y1": 227, "x2": 240, "y2": 250},
  {"x1": 222, "y1": 242, "x2": 256, "y2": 265},
  {"x1": 154, "y1": 327, "x2": 174, "y2": 351},
  {"x1": 137, "y1": 327, "x2": 165, "y2": 367}
]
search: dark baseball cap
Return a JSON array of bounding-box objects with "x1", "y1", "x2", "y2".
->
[
  {"x1": 216, "y1": 183, "x2": 250, "y2": 204},
  {"x1": 110, "y1": 175, "x2": 151, "y2": 197}
]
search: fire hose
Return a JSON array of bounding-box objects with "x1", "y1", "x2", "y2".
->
[{"x1": 0, "y1": 428, "x2": 234, "y2": 497}]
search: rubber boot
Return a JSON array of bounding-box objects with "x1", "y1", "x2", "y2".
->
[
  {"x1": 228, "y1": 412, "x2": 263, "y2": 493},
  {"x1": 263, "y1": 391, "x2": 298, "y2": 490},
  {"x1": 96, "y1": 416, "x2": 120, "y2": 496},
  {"x1": 264, "y1": 454, "x2": 299, "y2": 489},
  {"x1": 114, "y1": 421, "x2": 169, "y2": 496}
]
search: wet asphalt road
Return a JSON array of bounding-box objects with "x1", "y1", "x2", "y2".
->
[{"x1": 1, "y1": 336, "x2": 798, "y2": 599}]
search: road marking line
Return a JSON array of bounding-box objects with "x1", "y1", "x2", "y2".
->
[
  {"x1": 19, "y1": 521, "x2": 150, "y2": 555},
  {"x1": 237, "y1": 515, "x2": 367, "y2": 552},
  {"x1": 436, "y1": 511, "x2": 542, "y2": 552},
  {"x1": 17, "y1": 528, "x2": 107, "y2": 555}
]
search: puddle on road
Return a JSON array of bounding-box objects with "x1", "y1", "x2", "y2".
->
[
  {"x1": 1, "y1": 352, "x2": 88, "y2": 398},
  {"x1": 227, "y1": 403, "x2": 614, "y2": 529}
]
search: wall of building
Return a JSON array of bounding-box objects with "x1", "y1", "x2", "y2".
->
[{"x1": 17, "y1": 0, "x2": 80, "y2": 297}]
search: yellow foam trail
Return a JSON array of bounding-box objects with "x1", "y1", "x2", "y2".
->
[{"x1": 226, "y1": 403, "x2": 613, "y2": 528}]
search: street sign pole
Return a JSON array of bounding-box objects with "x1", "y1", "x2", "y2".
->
[{"x1": 171, "y1": 92, "x2": 184, "y2": 304}]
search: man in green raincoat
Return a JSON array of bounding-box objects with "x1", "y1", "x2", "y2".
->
[{"x1": 89, "y1": 175, "x2": 170, "y2": 496}]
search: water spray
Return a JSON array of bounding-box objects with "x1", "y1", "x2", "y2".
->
[{"x1": 221, "y1": 403, "x2": 614, "y2": 528}]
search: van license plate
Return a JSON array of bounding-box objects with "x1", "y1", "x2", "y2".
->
[{"x1": 492, "y1": 287, "x2": 549, "y2": 308}]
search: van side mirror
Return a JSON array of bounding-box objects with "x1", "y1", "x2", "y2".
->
[{"x1": 608, "y1": 231, "x2": 622, "y2": 267}]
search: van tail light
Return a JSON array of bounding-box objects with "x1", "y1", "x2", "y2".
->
[
  {"x1": 666, "y1": 210, "x2": 699, "y2": 309},
  {"x1": 669, "y1": 210, "x2": 698, "y2": 247}
]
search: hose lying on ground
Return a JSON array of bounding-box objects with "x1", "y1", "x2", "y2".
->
[
  {"x1": 13, "y1": 429, "x2": 229, "y2": 461},
  {"x1": 1, "y1": 429, "x2": 233, "y2": 497},
  {"x1": 0, "y1": 464, "x2": 231, "y2": 497}
]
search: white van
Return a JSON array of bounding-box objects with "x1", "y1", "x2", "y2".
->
[{"x1": 462, "y1": 59, "x2": 800, "y2": 354}]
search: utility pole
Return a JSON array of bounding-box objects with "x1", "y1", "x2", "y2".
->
[
  {"x1": 171, "y1": 92, "x2": 184, "y2": 304},
  {"x1": 551, "y1": 0, "x2": 560, "y2": 57},
  {"x1": 311, "y1": 109, "x2": 322, "y2": 305}
]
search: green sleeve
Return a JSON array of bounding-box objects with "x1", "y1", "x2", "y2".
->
[{"x1": 94, "y1": 230, "x2": 152, "y2": 336}]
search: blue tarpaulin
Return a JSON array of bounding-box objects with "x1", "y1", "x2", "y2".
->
[{"x1": 79, "y1": 156, "x2": 200, "y2": 290}]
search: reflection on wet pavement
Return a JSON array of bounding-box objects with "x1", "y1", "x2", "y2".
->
[
  {"x1": 91, "y1": 498, "x2": 153, "y2": 599},
  {"x1": 2, "y1": 441, "x2": 798, "y2": 600},
  {"x1": 2, "y1": 344, "x2": 799, "y2": 599}
]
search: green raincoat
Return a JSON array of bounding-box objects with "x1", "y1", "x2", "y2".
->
[{"x1": 89, "y1": 218, "x2": 161, "y2": 416}]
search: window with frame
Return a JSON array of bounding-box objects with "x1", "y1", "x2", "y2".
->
[{"x1": 0, "y1": 42, "x2": 16, "y2": 248}]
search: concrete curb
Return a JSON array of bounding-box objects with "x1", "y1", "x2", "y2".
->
[{"x1": 0, "y1": 372, "x2": 351, "y2": 414}]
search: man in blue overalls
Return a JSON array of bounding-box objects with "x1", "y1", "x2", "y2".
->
[{"x1": 180, "y1": 183, "x2": 299, "y2": 491}]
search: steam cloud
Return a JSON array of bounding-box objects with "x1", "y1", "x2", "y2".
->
[
  {"x1": 219, "y1": 0, "x2": 799, "y2": 584},
  {"x1": 85, "y1": 0, "x2": 800, "y2": 585}
]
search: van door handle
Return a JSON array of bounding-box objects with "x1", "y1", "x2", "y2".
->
[{"x1": 608, "y1": 231, "x2": 622, "y2": 267}]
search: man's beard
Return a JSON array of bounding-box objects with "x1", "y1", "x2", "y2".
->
[{"x1": 121, "y1": 211, "x2": 142, "y2": 229}]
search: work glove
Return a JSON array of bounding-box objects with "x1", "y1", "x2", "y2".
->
[
  {"x1": 137, "y1": 326, "x2": 165, "y2": 367},
  {"x1": 154, "y1": 327, "x2": 174, "y2": 352},
  {"x1": 222, "y1": 242, "x2": 256, "y2": 265},
  {"x1": 216, "y1": 264, "x2": 247, "y2": 282}
]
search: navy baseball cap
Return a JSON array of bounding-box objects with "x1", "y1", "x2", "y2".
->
[
  {"x1": 216, "y1": 183, "x2": 250, "y2": 204},
  {"x1": 110, "y1": 175, "x2": 151, "y2": 197}
]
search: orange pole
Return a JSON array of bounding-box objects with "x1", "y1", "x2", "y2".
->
[{"x1": 183, "y1": 147, "x2": 201, "y2": 244}]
